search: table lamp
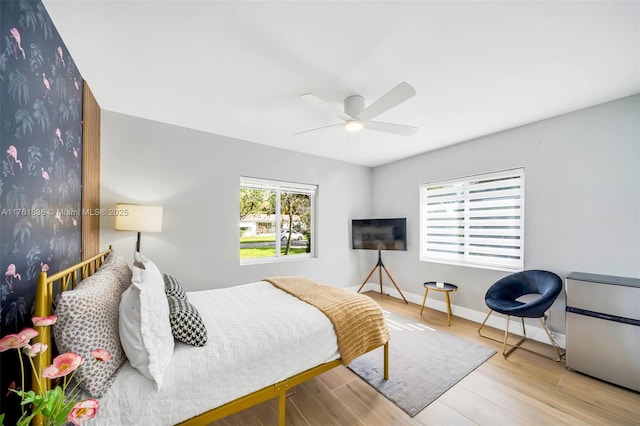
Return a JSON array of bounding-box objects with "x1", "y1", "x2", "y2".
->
[{"x1": 114, "y1": 203, "x2": 163, "y2": 252}]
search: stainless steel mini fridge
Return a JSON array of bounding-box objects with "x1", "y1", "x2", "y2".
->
[{"x1": 565, "y1": 272, "x2": 640, "y2": 392}]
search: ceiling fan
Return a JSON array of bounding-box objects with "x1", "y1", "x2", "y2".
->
[{"x1": 295, "y1": 82, "x2": 418, "y2": 137}]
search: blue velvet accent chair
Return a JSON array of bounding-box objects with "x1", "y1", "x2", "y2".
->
[{"x1": 477, "y1": 270, "x2": 565, "y2": 361}]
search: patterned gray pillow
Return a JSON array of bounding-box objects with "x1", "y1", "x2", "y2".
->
[
  {"x1": 98, "y1": 250, "x2": 132, "y2": 293},
  {"x1": 163, "y1": 274, "x2": 187, "y2": 300},
  {"x1": 53, "y1": 250, "x2": 132, "y2": 397},
  {"x1": 166, "y1": 294, "x2": 208, "y2": 346}
]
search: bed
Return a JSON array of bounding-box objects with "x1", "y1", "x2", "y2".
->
[{"x1": 30, "y1": 247, "x2": 390, "y2": 425}]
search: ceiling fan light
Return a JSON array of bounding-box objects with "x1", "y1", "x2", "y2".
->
[{"x1": 345, "y1": 119, "x2": 364, "y2": 132}]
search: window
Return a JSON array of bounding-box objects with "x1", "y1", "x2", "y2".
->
[
  {"x1": 419, "y1": 168, "x2": 524, "y2": 271},
  {"x1": 240, "y1": 177, "x2": 316, "y2": 263}
]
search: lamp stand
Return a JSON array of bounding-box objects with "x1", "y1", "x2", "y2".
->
[
  {"x1": 136, "y1": 232, "x2": 141, "y2": 252},
  {"x1": 356, "y1": 250, "x2": 408, "y2": 303}
]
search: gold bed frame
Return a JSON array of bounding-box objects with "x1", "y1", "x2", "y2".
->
[{"x1": 31, "y1": 247, "x2": 389, "y2": 426}]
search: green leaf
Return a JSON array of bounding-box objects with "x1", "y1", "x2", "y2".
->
[
  {"x1": 7, "y1": 386, "x2": 77, "y2": 426},
  {"x1": 53, "y1": 400, "x2": 76, "y2": 426},
  {"x1": 16, "y1": 389, "x2": 40, "y2": 405},
  {"x1": 15, "y1": 395, "x2": 49, "y2": 426}
]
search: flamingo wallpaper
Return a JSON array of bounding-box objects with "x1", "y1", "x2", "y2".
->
[{"x1": 0, "y1": 0, "x2": 83, "y2": 421}]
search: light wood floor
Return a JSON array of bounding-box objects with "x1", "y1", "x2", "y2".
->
[{"x1": 213, "y1": 291, "x2": 640, "y2": 425}]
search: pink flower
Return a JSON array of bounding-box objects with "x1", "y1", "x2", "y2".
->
[
  {"x1": 32, "y1": 314, "x2": 57, "y2": 326},
  {"x1": 90, "y1": 349, "x2": 111, "y2": 362},
  {"x1": 0, "y1": 328, "x2": 39, "y2": 352},
  {"x1": 19, "y1": 328, "x2": 39, "y2": 340},
  {"x1": 42, "y1": 352, "x2": 83, "y2": 379},
  {"x1": 67, "y1": 399, "x2": 99, "y2": 425},
  {"x1": 0, "y1": 334, "x2": 29, "y2": 352},
  {"x1": 24, "y1": 342, "x2": 48, "y2": 357}
]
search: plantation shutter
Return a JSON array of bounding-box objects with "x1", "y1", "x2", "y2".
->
[{"x1": 420, "y1": 168, "x2": 524, "y2": 271}]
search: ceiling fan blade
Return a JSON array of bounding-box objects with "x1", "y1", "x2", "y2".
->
[
  {"x1": 365, "y1": 120, "x2": 418, "y2": 136},
  {"x1": 294, "y1": 123, "x2": 344, "y2": 135},
  {"x1": 300, "y1": 93, "x2": 351, "y2": 121},
  {"x1": 357, "y1": 82, "x2": 416, "y2": 121}
]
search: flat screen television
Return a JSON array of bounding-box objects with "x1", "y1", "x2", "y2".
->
[{"x1": 352, "y1": 218, "x2": 407, "y2": 251}]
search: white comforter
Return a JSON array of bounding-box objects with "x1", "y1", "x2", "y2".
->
[{"x1": 95, "y1": 281, "x2": 340, "y2": 425}]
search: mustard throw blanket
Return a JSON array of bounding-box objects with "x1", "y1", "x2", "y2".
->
[{"x1": 263, "y1": 276, "x2": 390, "y2": 365}]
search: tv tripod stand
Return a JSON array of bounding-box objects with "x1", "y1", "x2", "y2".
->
[{"x1": 356, "y1": 250, "x2": 408, "y2": 303}]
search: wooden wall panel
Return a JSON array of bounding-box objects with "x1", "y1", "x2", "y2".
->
[{"x1": 82, "y1": 82, "x2": 101, "y2": 259}]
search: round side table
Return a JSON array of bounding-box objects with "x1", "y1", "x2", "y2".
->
[{"x1": 420, "y1": 282, "x2": 458, "y2": 326}]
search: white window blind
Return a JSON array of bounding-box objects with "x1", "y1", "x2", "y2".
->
[
  {"x1": 241, "y1": 177, "x2": 317, "y2": 195},
  {"x1": 420, "y1": 168, "x2": 525, "y2": 271}
]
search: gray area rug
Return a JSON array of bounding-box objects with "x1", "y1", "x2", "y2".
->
[{"x1": 348, "y1": 310, "x2": 496, "y2": 417}]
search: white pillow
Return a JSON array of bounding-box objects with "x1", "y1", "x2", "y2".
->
[{"x1": 119, "y1": 252, "x2": 174, "y2": 390}]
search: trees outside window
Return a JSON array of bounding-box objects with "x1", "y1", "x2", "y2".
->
[{"x1": 240, "y1": 178, "x2": 316, "y2": 263}]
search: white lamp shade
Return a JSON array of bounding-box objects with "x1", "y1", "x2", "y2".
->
[{"x1": 114, "y1": 204, "x2": 163, "y2": 233}]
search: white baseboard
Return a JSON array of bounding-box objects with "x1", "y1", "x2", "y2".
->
[{"x1": 351, "y1": 283, "x2": 566, "y2": 349}]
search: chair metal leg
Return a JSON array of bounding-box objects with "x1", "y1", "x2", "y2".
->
[
  {"x1": 478, "y1": 309, "x2": 493, "y2": 336},
  {"x1": 539, "y1": 318, "x2": 565, "y2": 362},
  {"x1": 500, "y1": 316, "x2": 526, "y2": 358},
  {"x1": 478, "y1": 311, "x2": 563, "y2": 361},
  {"x1": 478, "y1": 309, "x2": 508, "y2": 345},
  {"x1": 502, "y1": 315, "x2": 510, "y2": 356}
]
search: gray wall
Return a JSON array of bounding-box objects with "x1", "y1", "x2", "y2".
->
[
  {"x1": 370, "y1": 94, "x2": 640, "y2": 334},
  {"x1": 99, "y1": 95, "x2": 639, "y2": 338},
  {"x1": 100, "y1": 111, "x2": 373, "y2": 290}
]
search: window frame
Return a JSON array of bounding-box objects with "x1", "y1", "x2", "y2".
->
[
  {"x1": 240, "y1": 177, "x2": 317, "y2": 265},
  {"x1": 419, "y1": 168, "x2": 525, "y2": 272}
]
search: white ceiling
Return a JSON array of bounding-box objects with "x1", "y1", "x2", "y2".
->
[{"x1": 43, "y1": 0, "x2": 639, "y2": 167}]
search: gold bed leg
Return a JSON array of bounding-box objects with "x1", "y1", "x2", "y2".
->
[{"x1": 383, "y1": 341, "x2": 389, "y2": 380}]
